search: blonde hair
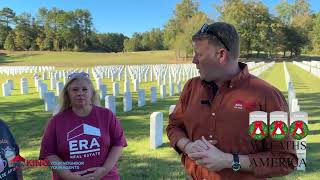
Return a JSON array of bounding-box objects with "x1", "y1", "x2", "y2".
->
[{"x1": 58, "y1": 76, "x2": 100, "y2": 113}]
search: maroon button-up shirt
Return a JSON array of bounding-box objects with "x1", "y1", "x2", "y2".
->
[{"x1": 167, "y1": 62, "x2": 298, "y2": 179}]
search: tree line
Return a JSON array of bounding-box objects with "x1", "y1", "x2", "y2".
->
[
  {"x1": 162, "y1": 0, "x2": 320, "y2": 59},
  {"x1": 0, "y1": 7, "x2": 127, "y2": 52},
  {"x1": 1, "y1": 0, "x2": 320, "y2": 59}
]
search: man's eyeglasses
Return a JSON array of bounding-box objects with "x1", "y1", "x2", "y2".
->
[
  {"x1": 195, "y1": 23, "x2": 230, "y2": 51},
  {"x1": 67, "y1": 72, "x2": 90, "y2": 79}
]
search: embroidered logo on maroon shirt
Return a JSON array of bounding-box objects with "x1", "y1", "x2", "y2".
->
[{"x1": 234, "y1": 100, "x2": 256, "y2": 110}]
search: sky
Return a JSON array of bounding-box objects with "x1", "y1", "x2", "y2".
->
[{"x1": 1, "y1": 0, "x2": 319, "y2": 37}]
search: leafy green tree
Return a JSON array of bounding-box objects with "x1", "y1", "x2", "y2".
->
[
  {"x1": 216, "y1": 0, "x2": 272, "y2": 58},
  {"x1": 4, "y1": 31, "x2": 15, "y2": 51},
  {"x1": 0, "y1": 7, "x2": 15, "y2": 48},
  {"x1": 97, "y1": 33, "x2": 127, "y2": 52},
  {"x1": 163, "y1": 0, "x2": 199, "y2": 50},
  {"x1": 14, "y1": 13, "x2": 34, "y2": 50},
  {"x1": 310, "y1": 13, "x2": 320, "y2": 54}
]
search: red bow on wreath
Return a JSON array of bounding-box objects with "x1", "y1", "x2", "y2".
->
[
  {"x1": 251, "y1": 121, "x2": 265, "y2": 136},
  {"x1": 292, "y1": 121, "x2": 305, "y2": 136},
  {"x1": 271, "y1": 121, "x2": 286, "y2": 136}
]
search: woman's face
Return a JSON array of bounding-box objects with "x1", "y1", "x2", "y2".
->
[{"x1": 68, "y1": 79, "x2": 93, "y2": 108}]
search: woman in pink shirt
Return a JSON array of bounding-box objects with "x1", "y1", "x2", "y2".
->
[{"x1": 40, "y1": 72, "x2": 127, "y2": 180}]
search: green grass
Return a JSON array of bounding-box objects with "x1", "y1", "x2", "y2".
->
[
  {"x1": 0, "y1": 50, "x2": 182, "y2": 67},
  {"x1": 0, "y1": 60, "x2": 319, "y2": 180},
  {"x1": 259, "y1": 62, "x2": 320, "y2": 180}
]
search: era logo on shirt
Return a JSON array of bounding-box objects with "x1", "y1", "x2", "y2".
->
[
  {"x1": 234, "y1": 100, "x2": 255, "y2": 110},
  {"x1": 67, "y1": 124, "x2": 101, "y2": 159}
]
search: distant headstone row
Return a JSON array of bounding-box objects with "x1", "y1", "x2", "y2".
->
[
  {"x1": 0, "y1": 66, "x2": 55, "y2": 76},
  {"x1": 283, "y1": 62, "x2": 306, "y2": 171},
  {"x1": 249, "y1": 61, "x2": 275, "y2": 76},
  {"x1": 293, "y1": 61, "x2": 320, "y2": 78}
]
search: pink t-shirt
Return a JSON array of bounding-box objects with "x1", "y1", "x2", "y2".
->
[{"x1": 39, "y1": 106, "x2": 127, "y2": 180}]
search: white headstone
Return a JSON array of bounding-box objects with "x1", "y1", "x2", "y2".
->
[
  {"x1": 133, "y1": 79, "x2": 139, "y2": 92},
  {"x1": 124, "y1": 81, "x2": 130, "y2": 93},
  {"x1": 36, "y1": 79, "x2": 42, "y2": 92},
  {"x1": 160, "y1": 85, "x2": 166, "y2": 99},
  {"x1": 54, "y1": 72, "x2": 59, "y2": 80},
  {"x1": 56, "y1": 82, "x2": 64, "y2": 96},
  {"x1": 20, "y1": 78, "x2": 28, "y2": 94},
  {"x1": 50, "y1": 78, "x2": 57, "y2": 90},
  {"x1": 169, "y1": 105, "x2": 176, "y2": 115},
  {"x1": 113, "y1": 82, "x2": 119, "y2": 96},
  {"x1": 39, "y1": 83, "x2": 48, "y2": 99},
  {"x1": 63, "y1": 77, "x2": 67, "y2": 85},
  {"x1": 144, "y1": 72, "x2": 148, "y2": 82},
  {"x1": 150, "y1": 87, "x2": 157, "y2": 103},
  {"x1": 45, "y1": 92, "x2": 56, "y2": 111},
  {"x1": 52, "y1": 104, "x2": 61, "y2": 116},
  {"x1": 150, "y1": 112, "x2": 163, "y2": 149},
  {"x1": 123, "y1": 92, "x2": 132, "y2": 112},
  {"x1": 177, "y1": 81, "x2": 182, "y2": 94},
  {"x1": 150, "y1": 70, "x2": 153, "y2": 82},
  {"x1": 6, "y1": 80, "x2": 13, "y2": 90},
  {"x1": 2, "y1": 83, "x2": 11, "y2": 96},
  {"x1": 96, "y1": 78, "x2": 102, "y2": 90},
  {"x1": 169, "y1": 83, "x2": 174, "y2": 96},
  {"x1": 42, "y1": 72, "x2": 47, "y2": 80},
  {"x1": 290, "y1": 111, "x2": 308, "y2": 171},
  {"x1": 138, "y1": 89, "x2": 146, "y2": 107},
  {"x1": 105, "y1": 95, "x2": 116, "y2": 115},
  {"x1": 99, "y1": 84, "x2": 107, "y2": 100}
]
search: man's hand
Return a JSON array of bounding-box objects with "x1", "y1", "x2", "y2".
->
[
  {"x1": 188, "y1": 136, "x2": 232, "y2": 172},
  {"x1": 185, "y1": 138, "x2": 218, "y2": 155}
]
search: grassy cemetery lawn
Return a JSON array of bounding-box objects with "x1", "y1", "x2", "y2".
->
[
  {"x1": 260, "y1": 62, "x2": 320, "y2": 180},
  {"x1": 0, "y1": 50, "x2": 180, "y2": 66},
  {"x1": 0, "y1": 55, "x2": 319, "y2": 179}
]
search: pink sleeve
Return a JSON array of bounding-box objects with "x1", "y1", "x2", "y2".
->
[
  {"x1": 39, "y1": 118, "x2": 58, "y2": 159},
  {"x1": 107, "y1": 110, "x2": 127, "y2": 147}
]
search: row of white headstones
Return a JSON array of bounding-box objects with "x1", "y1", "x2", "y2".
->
[
  {"x1": 293, "y1": 60, "x2": 320, "y2": 78},
  {"x1": 1, "y1": 61, "x2": 269, "y2": 113},
  {"x1": 1, "y1": 64, "x2": 201, "y2": 115},
  {"x1": 284, "y1": 61, "x2": 306, "y2": 171}
]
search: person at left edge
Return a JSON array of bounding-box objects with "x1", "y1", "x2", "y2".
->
[
  {"x1": 0, "y1": 119, "x2": 23, "y2": 180},
  {"x1": 39, "y1": 72, "x2": 127, "y2": 180}
]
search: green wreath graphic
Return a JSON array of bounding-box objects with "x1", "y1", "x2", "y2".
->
[
  {"x1": 290, "y1": 121, "x2": 309, "y2": 140},
  {"x1": 248, "y1": 121, "x2": 268, "y2": 140},
  {"x1": 270, "y1": 121, "x2": 288, "y2": 140}
]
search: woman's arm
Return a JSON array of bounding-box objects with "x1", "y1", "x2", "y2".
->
[
  {"x1": 101, "y1": 146, "x2": 123, "y2": 172},
  {"x1": 85, "y1": 146, "x2": 124, "y2": 179}
]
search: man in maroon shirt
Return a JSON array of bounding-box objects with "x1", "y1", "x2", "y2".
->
[{"x1": 166, "y1": 22, "x2": 298, "y2": 180}]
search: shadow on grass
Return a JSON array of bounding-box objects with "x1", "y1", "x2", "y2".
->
[
  {"x1": 119, "y1": 151, "x2": 184, "y2": 180},
  {"x1": 309, "y1": 130, "x2": 320, "y2": 135},
  {"x1": 308, "y1": 120, "x2": 320, "y2": 125},
  {"x1": 0, "y1": 99, "x2": 44, "y2": 113},
  {"x1": 0, "y1": 52, "x2": 41, "y2": 65},
  {"x1": 306, "y1": 143, "x2": 320, "y2": 173},
  {"x1": 294, "y1": 92, "x2": 320, "y2": 120}
]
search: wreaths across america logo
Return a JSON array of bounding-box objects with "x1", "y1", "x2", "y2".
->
[{"x1": 248, "y1": 111, "x2": 309, "y2": 140}]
